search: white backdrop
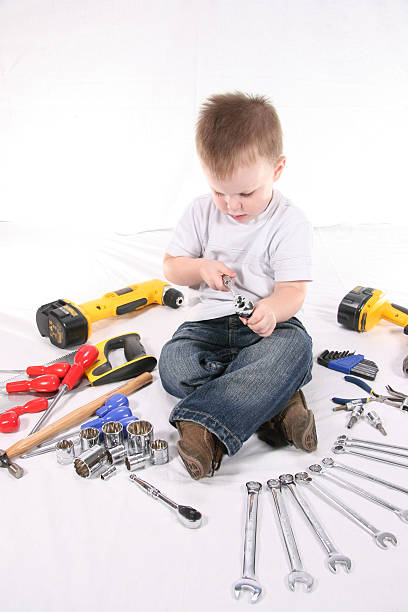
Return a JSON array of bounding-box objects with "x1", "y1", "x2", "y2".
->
[{"x1": 1, "y1": 0, "x2": 407, "y2": 232}]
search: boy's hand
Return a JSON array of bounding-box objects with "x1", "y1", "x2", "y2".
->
[
  {"x1": 240, "y1": 298, "x2": 277, "y2": 337},
  {"x1": 198, "y1": 259, "x2": 236, "y2": 291}
]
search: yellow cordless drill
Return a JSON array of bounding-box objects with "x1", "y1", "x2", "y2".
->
[
  {"x1": 338, "y1": 286, "x2": 408, "y2": 375},
  {"x1": 36, "y1": 279, "x2": 184, "y2": 348}
]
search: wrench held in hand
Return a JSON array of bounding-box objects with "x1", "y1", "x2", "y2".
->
[
  {"x1": 308, "y1": 464, "x2": 408, "y2": 524},
  {"x1": 322, "y1": 457, "x2": 408, "y2": 496},
  {"x1": 267, "y1": 479, "x2": 314, "y2": 592},
  {"x1": 296, "y1": 471, "x2": 397, "y2": 550},
  {"x1": 279, "y1": 474, "x2": 352, "y2": 574},
  {"x1": 234, "y1": 481, "x2": 263, "y2": 603}
]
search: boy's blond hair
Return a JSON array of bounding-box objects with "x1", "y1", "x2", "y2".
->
[{"x1": 195, "y1": 91, "x2": 283, "y2": 179}]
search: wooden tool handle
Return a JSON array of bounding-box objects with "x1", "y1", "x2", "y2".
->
[{"x1": 6, "y1": 372, "x2": 152, "y2": 459}]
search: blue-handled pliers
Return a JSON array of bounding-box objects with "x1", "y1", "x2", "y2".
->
[{"x1": 332, "y1": 376, "x2": 401, "y2": 408}]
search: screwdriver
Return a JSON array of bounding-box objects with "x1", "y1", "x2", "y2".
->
[
  {"x1": 0, "y1": 374, "x2": 60, "y2": 395},
  {"x1": 0, "y1": 398, "x2": 48, "y2": 433},
  {"x1": 29, "y1": 344, "x2": 99, "y2": 435},
  {"x1": 0, "y1": 362, "x2": 71, "y2": 378}
]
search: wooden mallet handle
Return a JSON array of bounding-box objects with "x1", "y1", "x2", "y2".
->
[{"x1": 6, "y1": 372, "x2": 152, "y2": 459}]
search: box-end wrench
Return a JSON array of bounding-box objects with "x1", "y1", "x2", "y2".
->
[
  {"x1": 337, "y1": 435, "x2": 408, "y2": 455},
  {"x1": 279, "y1": 474, "x2": 351, "y2": 574},
  {"x1": 233, "y1": 481, "x2": 262, "y2": 603},
  {"x1": 333, "y1": 443, "x2": 408, "y2": 469},
  {"x1": 296, "y1": 471, "x2": 397, "y2": 550},
  {"x1": 267, "y1": 479, "x2": 314, "y2": 592},
  {"x1": 308, "y1": 464, "x2": 408, "y2": 524},
  {"x1": 321, "y1": 457, "x2": 408, "y2": 496},
  {"x1": 129, "y1": 475, "x2": 202, "y2": 528}
]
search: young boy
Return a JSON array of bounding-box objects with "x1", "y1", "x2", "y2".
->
[{"x1": 159, "y1": 92, "x2": 316, "y2": 480}]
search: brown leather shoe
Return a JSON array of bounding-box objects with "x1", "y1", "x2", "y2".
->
[
  {"x1": 257, "y1": 390, "x2": 317, "y2": 452},
  {"x1": 176, "y1": 421, "x2": 224, "y2": 480}
]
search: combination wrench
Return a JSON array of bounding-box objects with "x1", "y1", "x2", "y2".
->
[
  {"x1": 333, "y1": 443, "x2": 408, "y2": 469},
  {"x1": 337, "y1": 435, "x2": 408, "y2": 456},
  {"x1": 295, "y1": 472, "x2": 397, "y2": 549},
  {"x1": 267, "y1": 479, "x2": 314, "y2": 592},
  {"x1": 322, "y1": 457, "x2": 408, "y2": 497},
  {"x1": 234, "y1": 481, "x2": 263, "y2": 603},
  {"x1": 308, "y1": 464, "x2": 408, "y2": 524},
  {"x1": 279, "y1": 474, "x2": 351, "y2": 573}
]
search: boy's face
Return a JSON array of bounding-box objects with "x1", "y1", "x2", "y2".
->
[{"x1": 201, "y1": 155, "x2": 286, "y2": 223}]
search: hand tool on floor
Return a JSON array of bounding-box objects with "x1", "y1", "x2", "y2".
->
[
  {"x1": 267, "y1": 479, "x2": 314, "y2": 592},
  {"x1": 279, "y1": 474, "x2": 351, "y2": 574},
  {"x1": 35, "y1": 393, "x2": 131, "y2": 448},
  {"x1": 333, "y1": 442, "x2": 408, "y2": 468},
  {"x1": 36, "y1": 279, "x2": 184, "y2": 348},
  {"x1": 308, "y1": 464, "x2": 408, "y2": 524},
  {"x1": 337, "y1": 286, "x2": 408, "y2": 375},
  {"x1": 0, "y1": 449, "x2": 24, "y2": 479},
  {"x1": 0, "y1": 398, "x2": 48, "y2": 433},
  {"x1": 321, "y1": 457, "x2": 408, "y2": 496},
  {"x1": 129, "y1": 474, "x2": 202, "y2": 528},
  {"x1": 234, "y1": 481, "x2": 263, "y2": 602},
  {"x1": 336, "y1": 434, "x2": 408, "y2": 456},
  {"x1": 222, "y1": 275, "x2": 255, "y2": 319},
  {"x1": 332, "y1": 375, "x2": 406, "y2": 412},
  {"x1": 296, "y1": 471, "x2": 397, "y2": 550},
  {"x1": 29, "y1": 344, "x2": 99, "y2": 435},
  {"x1": 0, "y1": 374, "x2": 60, "y2": 395},
  {"x1": 2, "y1": 373, "x2": 152, "y2": 465},
  {"x1": 346, "y1": 404, "x2": 365, "y2": 429},
  {"x1": 0, "y1": 362, "x2": 71, "y2": 378},
  {"x1": 366, "y1": 411, "x2": 387, "y2": 435},
  {"x1": 317, "y1": 349, "x2": 378, "y2": 381}
]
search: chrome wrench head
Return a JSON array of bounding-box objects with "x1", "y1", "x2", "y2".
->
[
  {"x1": 322, "y1": 457, "x2": 335, "y2": 467},
  {"x1": 396, "y1": 509, "x2": 408, "y2": 524},
  {"x1": 308, "y1": 464, "x2": 323, "y2": 474},
  {"x1": 233, "y1": 578, "x2": 262, "y2": 603},
  {"x1": 287, "y1": 570, "x2": 314, "y2": 592},
  {"x1": 374, "y1": 531, "x2": 398, "y2": 549},
  {"x1": 333, "y1": 444, "x2": 347, "y2": 454},
  {"x1": 327, "y1": 552, "x2": 352, "y2": 573}
]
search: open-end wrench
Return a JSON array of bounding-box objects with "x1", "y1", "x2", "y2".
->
[
  {"x1": 234, "y1": 481, "x2": 262, "y2": 603},
  {"x1": 322, "y1": 457, "x2": 408, "y2": 496},
  {"x1": 267, "y1": 479, "x2": 314, "y2": 592},
  {"x1": 308, "y1": 464, "x2": 408, "y2": 524},
  {"x1": 337, "y1": 435, "x2": 408, "y2": 454},
  {"x1": 333, "y1": 443, "x2": 408, "y2": 469},
  {"x1": 279, "y1": 474, "x2": 351, "y2": 573},
  {"x1": 296, "y1": 471, "x2": 397, "y2": 550}
]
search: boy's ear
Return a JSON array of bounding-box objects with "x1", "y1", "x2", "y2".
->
[{"x1": 273, "y1": 156, "x2": 286, "y2": 181}]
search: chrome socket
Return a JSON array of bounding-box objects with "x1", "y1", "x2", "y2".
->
[
  {"x1": 56, "y1": 439, "x2": 75, "y2": 465},
  {"x1": 106, "y1": 444, "x2": 126, "y2": 465},
  {"x1": 74, "y1": 446, "x2": 109, "y2": 479},
  {"x1": 125, "y1": 453, "x2": 148, "y2": 471},
  {"x1": 102, "y1": 421, "x2": 124, "y2": 449},
  {"x1": 101, "y1": 466, "x2": 117, "y2": 481},
  {"x1": 127, "y1": 420, "x2": 153, "y2": 456},
  {"x1": 80, "y1": 427, "x2": 100, "y2": 451},
  {"x1": 150, "y1": 439, "x2": 169, "y2": 465}
]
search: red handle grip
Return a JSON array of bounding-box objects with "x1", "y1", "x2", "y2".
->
[
  {"x1": 26, "y1": 363, "x2": 71, "y2": 378},
  {"x1": 61, "y1": 344, "x2": 99, "y2": 391},
  {"x1": 0, "y1": 411, "x2": 19, "y2": 433},
  {"x1": 8, "y1": 398, "x2": 49, "y2": 416},
  {"x1": 6, "y1": 374, "x2": 60, "y2": 393}
]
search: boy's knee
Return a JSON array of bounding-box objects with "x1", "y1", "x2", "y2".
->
[{"x1": 158, "y1": 341, "x2": 186, "y2": 397}]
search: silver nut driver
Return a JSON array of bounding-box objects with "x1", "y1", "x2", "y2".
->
[
  {"x1": 279, "y1": 474, "x2": 351, "y2": 573},
  {"x1": 333, "y1": 443, "x2": 408, "y2": 469},
  {"x1": 308, "y1": 464, "x2": 408, "y2": 524},
  {"x1": 129, "y1": 474, "x2": 202, "y2": 528},
  {"x1": 267, "y1": 479, "x2": 314, "y2": 592},
  {"x1": 233, "y1": 481, "x2": 263, "y2": 603},
  {"x1": 296, "y1": 471, "x2": 397, "y2": 550},
  {"x1": 322, "y1": 457, "x2": 408, "y2": 496},
  {"x1": 337, "y1": 435, "x2": 408, "y2": 454}
]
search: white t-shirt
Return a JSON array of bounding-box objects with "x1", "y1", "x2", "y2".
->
[{"x1": 166, "y1": 189, "x2": 313, "y2": 322}]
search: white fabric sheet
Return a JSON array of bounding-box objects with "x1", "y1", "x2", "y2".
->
[{"x1": 1, "y1": 222, "x2": 407, "y2": 612}]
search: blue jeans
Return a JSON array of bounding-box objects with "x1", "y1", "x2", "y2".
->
[{"x1": 159, "y1": 315, "x2": 313, "y2": 456}]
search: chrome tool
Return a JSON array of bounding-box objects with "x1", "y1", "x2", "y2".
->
[
  {"x1": 222, "y1": 275, "x2": 254, "y2": 318},
  {"x1": 321, "y1": 457, "x2": 408, "y2": 496}
]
